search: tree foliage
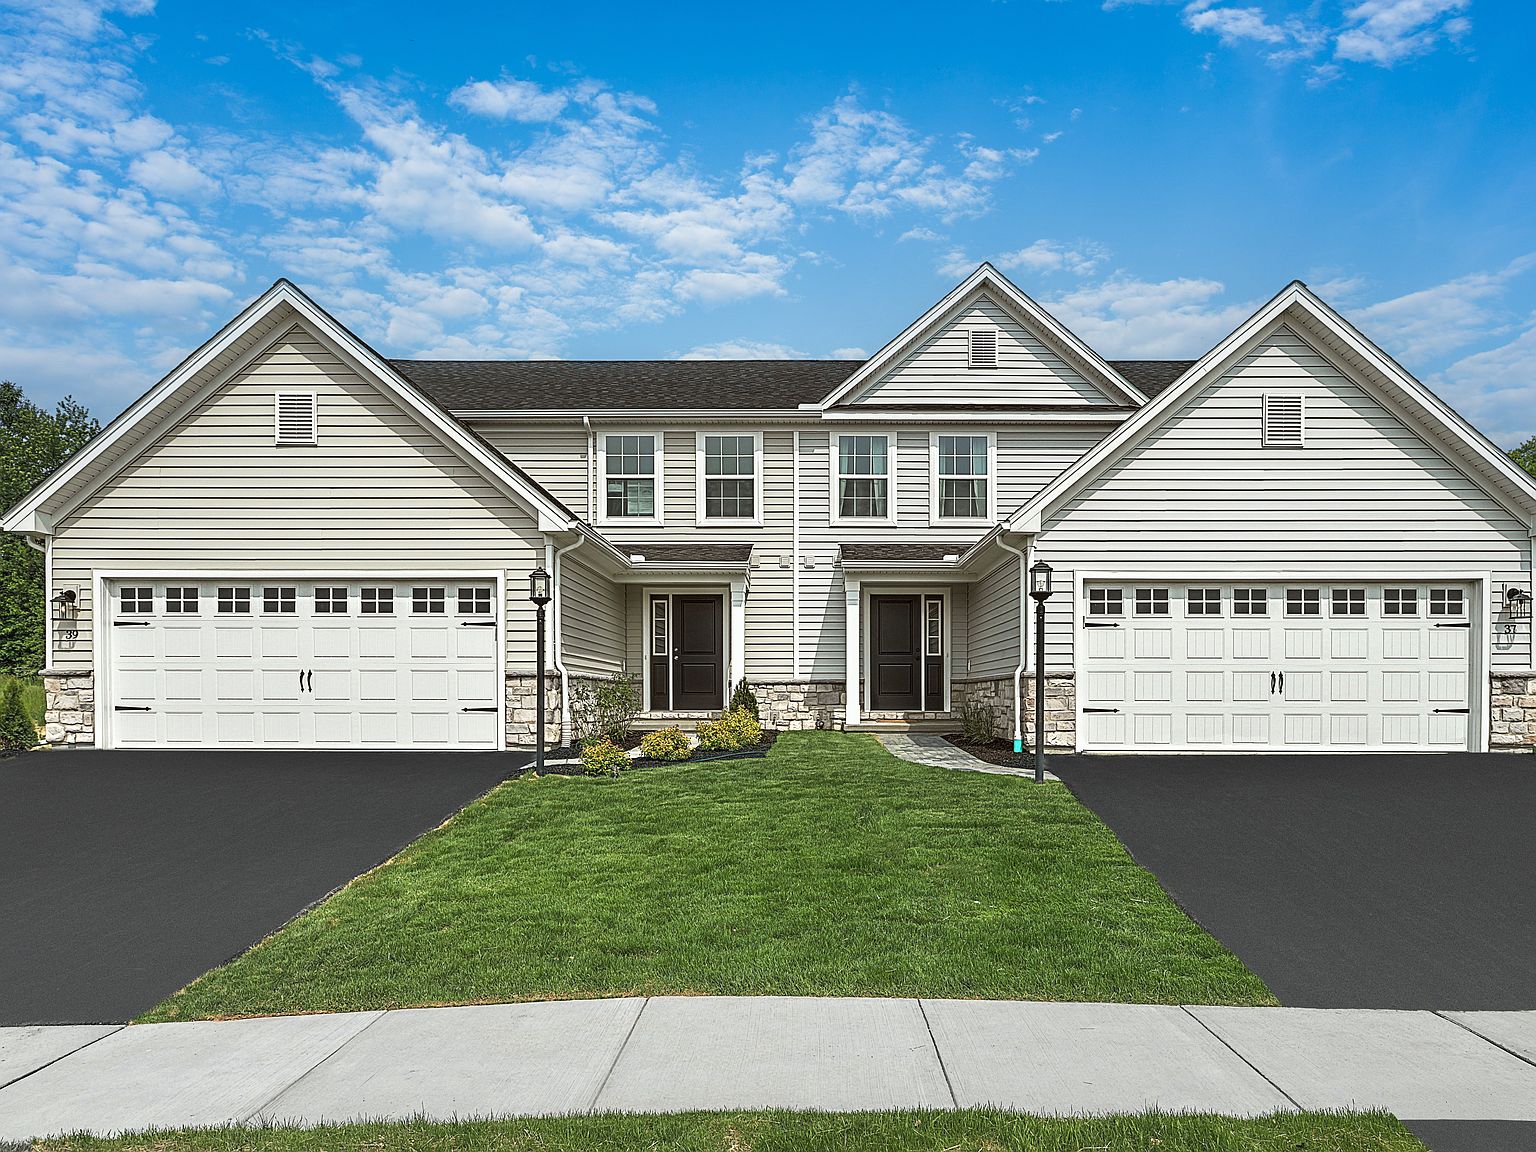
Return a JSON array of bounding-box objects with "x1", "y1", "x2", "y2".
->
[
  {"x1": 1, "y1": 382, "x2": 99, "y2": 674},
  {"x1": 1509, "y1": 434, "x2": 1536, "y2": 479}
]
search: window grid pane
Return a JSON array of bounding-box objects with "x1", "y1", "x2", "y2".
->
[
  {"x1": 925, "y1": 598, "x2": 943, "y2": 656},
  {"x1": 1088, "y1": 588, "x2": 1122, "y2": 616},
  {"x1": 165, "y1": 586, "x2": 199, "y2": 614},
  {"x1": 1332, "y1": 588, "x2": 1366, "y2": 616},
  {"x1": 1384, "y1": 588, "x2": 1418, "y2": 616},
  {"x1": 413, "y1": 587, "x2": 446, "y2": 614},
  {"x1": 1134, "y1": 588, "x2": 1169, "y2": 616},
  {"x1": 652, "y1": 599, "x2": 668, "y2": 656},
  {"x1": 216, "y1": 587, "x2": 250, "y2": 614},
  {"x1": 458, "y1": 587, "x2": 492, "y2": 615},
  {"x1": 1187, "y1": 588, "x2": 1221, "y2": 616},
  {"x1": 1286, "y1": 588, "x2": 1321, "y2": 616},
  {"x1": 120, "y1": 586, "x2": 153, "y2": 614},
  {"x1": 605, "y1": 435, "x2": 656, "y2": 518},
  {"x1": 263, "y1": 587, "x2": 297, "y2": 614},
  {"x1": 1233, "y1": 588, "x2": 1268, "y2": 616},
  {"x1": 361, "y1": 587, "x2": 394, "y2": 614},
  {"x1": 1429, "y1": 588, "x2": 1465, "y2": 617},
  {"x1": 837, "y1": 435, "x2": 889, "y2": 518},
  {"x1": 315, "y1": 587, "x2": 348, "y2": 614}
]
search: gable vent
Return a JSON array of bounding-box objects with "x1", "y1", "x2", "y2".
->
[
  {"x1": 1262, "y1": 394, "x2": 1304, "y2": 446},
  {"x1": 274, "y1": 392, "x2": 318, "y2": 445},
  {"x1": 968, "y1": 327, "x2": 998, "y2": 369}
]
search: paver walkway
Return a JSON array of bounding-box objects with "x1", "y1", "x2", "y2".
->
[
  {"x1": 2, "y1": 999, "x2": 1533, "y2": 1139},
  {"x1": 878, "y1": 732, "x2": 1059, "y2": 780}
]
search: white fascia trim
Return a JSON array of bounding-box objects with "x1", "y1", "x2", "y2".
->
[
  {"x1": 2, "y1": 283, "x2": 297, "y2": 535},
  {"x1": 819, "y1": 409, "x2": 1132, "y2": 424},
  {"x1": 3, "y1": 280, "x2": 579, "y2": 536},
  {"x1": 693, "y1": 429, "x2": 764, "y2": 527},
  {"x1": 459, "y1": 409, "x2": 813, "y2": 422},
  {"x1": 816, "y1": 263, "x2": 1147, "y2": 410}
]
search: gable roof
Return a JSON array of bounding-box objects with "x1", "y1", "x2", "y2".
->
[
  {"x1": 818, "y1": 264, "x2": 1150, "y2": 410},
  {"x1": 1006, "y1": 280, "x2": 1536, "y2": 534},
  {"x1": 2, "y1": 280, "x2": 582, "y2": 537},
  {"x1": 395, "y1": 359, "x2": 861, "y2": 413}
]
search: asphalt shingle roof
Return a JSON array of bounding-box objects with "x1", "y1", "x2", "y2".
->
[
  {"x1": 391, "y1": 358, "x2": 1199, "y2": 413},
  {"x1": 840, "y1": 543, "x2": 975, "y2": 562},
  {"x1": 621, "y1": 544, "x2": 755, "y2": 564}
]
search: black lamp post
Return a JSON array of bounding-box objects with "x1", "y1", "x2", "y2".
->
[
  {"x1": 1028, "y1": 559, "x2": 1054, "y2": 784},
  {"x1": 529, "y1": 568, "x2": 552, "y2": 772}
]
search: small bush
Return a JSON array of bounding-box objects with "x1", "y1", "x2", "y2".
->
[
  {"x1": 640, "y1": 727, "x2": 692, "y2": 762},
  {"x1": 570, "y1": 672, "x2": 641, "y2": 748},
  {"x1": 696, "y1": 706, "x2": 763, "y2": 753},
  {"x1": 580, "y1": 738, "x2": 628, "y2": 777},
  {"x1": 728, "y1": 678, "x2": 760, "y2": 720},
  {"x1": 958, "y1": 698, "x2": 996, "y2": 744},
  {"x1": 0, "y1": 680, "x2": 38, "y2": 757}
]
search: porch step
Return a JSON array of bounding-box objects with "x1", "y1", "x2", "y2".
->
[
  {"x1": 847, "y1": 719, "x2": 956, "y2": 733},
  {"x1": 633, "y1": 712, "x2": 716, "y2": 731}
]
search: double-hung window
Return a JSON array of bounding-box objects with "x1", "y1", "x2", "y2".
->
[
  {"x1": 604, "y1": 434, "x2": 658, "y2": 520},
  {"x1": 699, "y1": 433, "x2": 758, "y2": 521},
  {"x1": 836, "y1": 434, "x2": 890, "y2": 520},
  {"x1": 935, "y1": 434, "x2": 990, "y2": 520}
]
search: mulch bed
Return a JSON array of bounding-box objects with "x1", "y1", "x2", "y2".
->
[
  {"x1": 941, "y1": 733, "x2": 1041, "y2": 769},
  {"x1": 534, "y1": 728, "x2": 780, "y2": 777}
]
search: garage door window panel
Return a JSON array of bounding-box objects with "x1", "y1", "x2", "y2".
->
[
  {"x1": 315, "y1": 587, "x2": 348, "y2": 614},
  {"x1": 1233, "y1": 588, "x2": 1268, "y2": 616},
  {"x1": 1187, "y1": 588, "x2": 1221, "y2": 616},
  {"x1": 413, "y1": 587, "x2": 446, "y2": 614},
  {"x1": 360, "y1": 587, "x2": 394, "y2": 614},
  {"x1": 1134, "y1": 588, "x2": 1169, "y2": 616},
  {"x1": 1429, "y1": 588, "x2": 1466, "y2": 617},
  {"x1": 1384, "y1": 588, "x2": 1418, "y2": 616},
  {"x1": 1088, "y1": 588, "x2": 1122, "y2": 616},
  {"x1": 458, "y1": 587, "x2": 492, "y2": 615},
  {"x1": 263, "y1": 587, "x2": 297, "y2": 614},
  {"x1": 120, "y1": 586, "x2": 153, "y2": 615},
  {"x1": 217, "y1": 587, "x2": 250, "y2": 614},
  {"x1": 165, "y1": 587, "x2": 199, "y2": 614},
  {"x1": 1286, "y1": 588, "x2": 1320, "y2": 616},
  {"x1": 1332, "y1": 588, "x2": 1365, "y2": 616}
]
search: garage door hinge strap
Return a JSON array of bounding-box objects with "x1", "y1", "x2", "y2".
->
[
  {"x1": 461, "y1": 706, "x2": 498, "y2": 712},
  {"x1": 113, "y1": 705, "x2": 151, "y2": 712},
  {"x1": 1434, "y1": 622, "x2": 1472, "y2": 628},
  {"x1": 1082, "y1": 621, "x2": 1120, "y2": 629},
  {"x1": 1083, "y1": 707, "x2": 1120, "y2": 714},
  {"x1": 112, "y1": 621, "x2": 149, "y2": 627},
  {"x1": 1432, "y1": 707, "x2": 1470, "y2": 714},
  {"x1": 460, "y1": 620, "x2": 496, "y2": 627}
]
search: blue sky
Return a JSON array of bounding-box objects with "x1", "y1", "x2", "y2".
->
[{"x1": 3, "y1": 0, "x2": 1534, "y2": 441}]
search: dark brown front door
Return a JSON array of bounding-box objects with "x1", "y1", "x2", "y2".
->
[
  {"x1": 870, "y1": 595, "x2": 921, "y2": 710},
  {"x1": 672, "y1": 595, "x2": 724, "y2": 710}
]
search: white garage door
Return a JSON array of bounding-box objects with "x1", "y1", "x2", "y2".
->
[
  {"x1": 1078, "y1": 581, "x2": 1475, "y2": 751},
  {"x1": 105, "y1": 578, "x2": 501, "y2": 748}
]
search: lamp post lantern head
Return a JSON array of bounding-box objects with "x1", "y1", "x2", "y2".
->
[
  {"x1": 1029, "y1": 558, "x2": 1054, "y2": 602},
  {"x1": 528, "y1": 568, "x2": 552, "y2": 607}
]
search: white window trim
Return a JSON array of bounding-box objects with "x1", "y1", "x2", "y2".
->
[
  {"x1": 929, "y1": 430, "x2": 996, "y2": 525},
  {"x1": 829, "y1": 430, "x2": 898, "y2": 527},
  {"x1": 694, "y1": 430, "x2": 763, "y2": 526},
  {"x1": 273, "y1": 391, "x2": 318, "y2": 446},
  {"x1": 598, "y1": 429, "x2": 665, "y2": 527}
]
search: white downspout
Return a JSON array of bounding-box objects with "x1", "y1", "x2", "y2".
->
[
  {"x1": 552, "y1": 534, "x2": 584, "y2": 746},
  {"x1": 998, "y1": 536, "x2": 1030, "y2": 754},
  {"x1": 583, "y1": 416, "x2": 596, "y2": 520},
  {"x1": 791, "y1": 429, "x2": 800, "y2": 680}
]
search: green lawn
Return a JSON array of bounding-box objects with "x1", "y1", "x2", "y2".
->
[
  {"x1": 37, "y1": 1111, "x2": 1427, "y2": 1152},
  {"x1": 143, "y1": 731, "x2": 1274, "y2": 1021},
  {"x1": 2, "y1": 673, "x2": 45, "y2": 727}
]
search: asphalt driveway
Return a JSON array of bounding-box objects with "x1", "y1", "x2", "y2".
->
[
  {"x1": 1055, "y1": 753, "x2": 1536, "y2": 1010},
  {"x1": 0, "y1": 749, "x2": 523, "y2": 1025}
]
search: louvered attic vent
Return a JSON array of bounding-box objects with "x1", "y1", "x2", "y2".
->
[
  {"x1": 274, "y1": 392, "x2": 318, "y2": 445},
  {"x1": 1262, "y1": 393, "x2": 1304, "y2": 446},
  {"x1": 968, "y1": 327, "x2": 998, "y2": 369}
]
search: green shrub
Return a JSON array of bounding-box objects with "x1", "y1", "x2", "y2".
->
[
  {"x1": 696, "y1": 706, "x2": 763, "y2": 753},
  {"x1": 0, "y1": 679, "x2": 38, "y2": 757},
  {"x1": 570, "y1": 672, "x2": 641, "y2": 747},
  {"x1": 958, "y1": 698, "x2": 996, "y2": 744},
  {"x1": 728, "y1": 678, "x2": 760, "y2": 719},
  {"x1": 639, "y1": 726, "x2": 692, "y2": 762},
  {"x1": 579, "y1": 738, "x2": 628, "y2": 777}
]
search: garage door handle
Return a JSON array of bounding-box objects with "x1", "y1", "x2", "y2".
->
[
  {"x1": 461, "y1": 620, "x2": 495, "y2": 627},
  {"x1": 1083, "y1": 707, "x2": 1119, "y2": 714},
  {"x1": 1271, "y1": 672, "x2": 1276, "y2": 694},
  {"x1": 1433, "y1": 707, "x2": 1469, "y2": 714},
  {"x1": 461, "y1": 706, "x2": 498, "y2": 713},
  {"x1": 114, "y1": 705, "x2": 151, "y2": 712}
]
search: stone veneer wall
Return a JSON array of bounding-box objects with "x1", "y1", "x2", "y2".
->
[
  {"x1": 41, "y1": 670, "x2": 95, "y2": 746},
  {"x1": 1489, "y1": 673, "x2": 1536, "y2": 750},
  {"x1": 954, "y1": 673, "x2": 1076, "y2": 749},
  {"x1": 749, "y1": 681, "x2": 846, "y2": 731}
]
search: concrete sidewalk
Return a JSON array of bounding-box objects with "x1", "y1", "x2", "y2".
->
[{"x1": 2, "y1": 999, "x2": 1535, "y2": 1139}]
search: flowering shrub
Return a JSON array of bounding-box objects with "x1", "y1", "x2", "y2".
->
[
  {"x1": 696, "y1": 706, "x2": 763, "y2": 753},
  {"x1": 580, "y1": 738, "x2": 628, "y2": 777},
  {"x1": 640, "y1": 727, "x2": 692, "y2": 762}
]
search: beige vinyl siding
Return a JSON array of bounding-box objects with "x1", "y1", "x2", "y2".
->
[
  {"x1": 996, "y1": 425, "x2": 1112, "y2": 517},
  {"x1": 50, "y1": 323, "x2": 546, "y2": 673},
  {"x1": 625, "y1": 585, "x2": 644, "y2": 675},
  {"x1": 966, "y1": 556, "x2": 1022, "y2": 679},
  {"x1": 475, "y1": 424, "x2": 590, "y2": 514},
  {"x1": 850, "y1": 294, "x2": 1114, "y2": 406},
  {"x1": 897, "y1": 430, "x2": 929, "y2": 526},
  {"x1": 947, "y1": 584, "x2": 970, "y2": 679},
  {"x1": 560, "y1": 551, "x2": 626, "y2": 676},
  {"x1": 1036, "y1": 325, "x2": 1531, "y2": 670}
]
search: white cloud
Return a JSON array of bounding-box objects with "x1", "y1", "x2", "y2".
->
[
  {"x1": 128, "y1": 148, "x2": 218, "y2": 197},
  {"x1": 1044, "y1": 274, "x2": 1257, "y2": 357},
  {"x1": 1183, "y1": 3, "x2": 1289, "y2": 46},
  {"x1": 449, "y1": 77, "x2": 569, "y2": 122},
  {"x1": 679, "y1": 339, "x2": 806, "y2": 359},
  {"x1": 1434, "y1": 319, "x2": 1536, "y2": 447},
  {"x1": 998, "y1": 239, "x2": 1110, "y2": 277},
  {"x1": 830, "y1": 346, "x2": 867, "y2": 359},
  {"x1": 1335, "y1": 0, "x2": 1470, "y2": 66},
  {"x1": 1349, "y1": 255, "x2": 1536, "y2": 362}
]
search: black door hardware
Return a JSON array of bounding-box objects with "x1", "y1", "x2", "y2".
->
[
  {"x1": 1083, "y1": 621, "x2": 1120, "y2": 628},
  {"x1": 113, "y1": 620, "x2": 149, "y2": 627},
  {"x1": 1435, "y1": 622, "x2": 1472, "y2": 628},
  {"x1": 1083, "y1": 706, "x2": 1120, "y2": 713},
  {"x1": 306, "y1": 670, "x2": 314, "y2": 692},
  {"x1": 461, "y1": 706, "x2": 498, "y2": 713},
  {"x1": 1433, "y1": 707, "x2": 1470, "y2": 714},
  {"x1": 114, "y1": 705, "x2": 151, "y2": 712}
]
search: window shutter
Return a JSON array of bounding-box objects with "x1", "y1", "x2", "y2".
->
[
  {"x1": 1262, "y1": 394, "x2": 1303, "y2": 446},
  {"x1": 275, "y1": 393, "x2": 318, "y2": 445},
  {"x1": 968, "y1": 328, "x2": 998, "y2": 369}
]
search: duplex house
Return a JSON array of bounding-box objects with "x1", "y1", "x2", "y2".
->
[{"x1": 7, "y1": 263, "x2": 1535, "y2": 754}]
